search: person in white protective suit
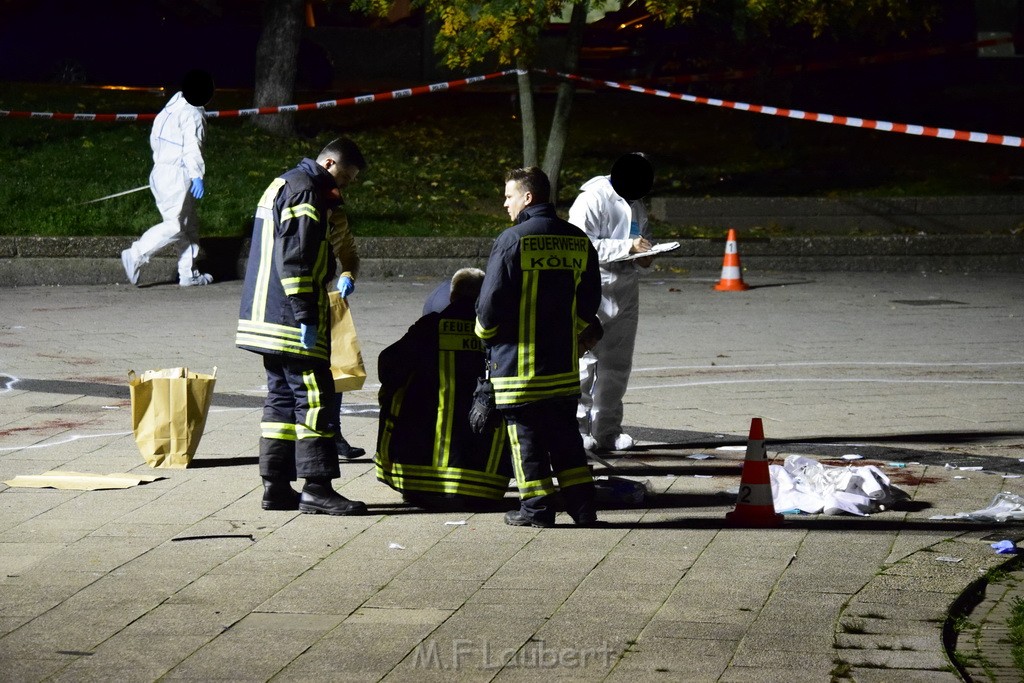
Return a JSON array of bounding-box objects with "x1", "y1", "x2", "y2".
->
[
  {"x1": 568, "y1": 153, "x2": 655, "y2": 452},
  {"x1": 122, "y1": 70, "x2": 215, "y2": 287}
]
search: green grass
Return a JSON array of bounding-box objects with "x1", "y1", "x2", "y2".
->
[
  {"x1": 1009, "y1": 595, "x2": 1024, "y2": 672},
  {"x1": 2, "y1": 79, "x2": 1022, "y2": 238}
]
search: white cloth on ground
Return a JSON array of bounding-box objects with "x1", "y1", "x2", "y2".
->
[{"x1": 770, "y1": 454, "x2": 910, "y2": 516}]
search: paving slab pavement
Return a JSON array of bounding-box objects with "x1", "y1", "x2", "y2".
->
[{"x1": 1, "y1": 270, "x2": 1023, "y2": 681}]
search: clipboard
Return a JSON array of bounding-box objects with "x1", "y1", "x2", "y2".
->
[{"x1": 613, "y1": 241, "x2": 680, "y2": 262}]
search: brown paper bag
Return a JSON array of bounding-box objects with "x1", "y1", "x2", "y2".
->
[
  {"x1": 128, "y1": 367, "x2": 217, "y2": 469},
  {"x1": 329, "y1": 290, "x2": 367, "y2": 392}
]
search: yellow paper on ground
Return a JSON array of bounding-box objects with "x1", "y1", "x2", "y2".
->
[
  {"x1": 4, "y1": 471, "x2": 165, "y2": 490},
  {"x1": 128, "y1": 367, "x2": 217, "y2": 468}
]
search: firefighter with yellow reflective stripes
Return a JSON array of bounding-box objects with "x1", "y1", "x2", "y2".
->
[
  {"x1": 475, "y1": 167, "x2": 605, "y2": 528},
  {"x1": 375, "y1": 268, "x2": 513, "y2": 510},
  {"x1": 236, "y1": 138, "x2": 368, "y2": 516}
]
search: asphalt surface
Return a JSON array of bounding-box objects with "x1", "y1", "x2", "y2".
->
[{"x1": 1, "y1": 269, "x2": 1023, "y2": 681}]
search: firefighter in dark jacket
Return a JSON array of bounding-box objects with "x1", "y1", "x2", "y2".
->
[
  {"x1": 236, "y1": 137, "x2": 368, "y2": 516},
  {"x1": 475, "y1": 167, "x2": 605, "y2": 528},
  {"x1": 375, "y1": 268, "x2": 512, "y2": 510}
]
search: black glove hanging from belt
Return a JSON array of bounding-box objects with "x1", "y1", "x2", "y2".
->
[{"x1": 468, "y1": 353, "x2": 501, "y2": 434}]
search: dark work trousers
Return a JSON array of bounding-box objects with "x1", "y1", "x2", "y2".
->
[
  {"x1": 259, "y1": 354, "x2": 340, "y2": 482},
  {"x1": 500, "y1": 396, "x2": 596, "y2": 524}
]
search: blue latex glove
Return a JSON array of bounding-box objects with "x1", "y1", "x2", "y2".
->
[
  {"x1": 299, "y1": 323, "x2": 317, "y2": 350},
  {"x1": 190, "y1": 177, "x2": 205, "y2": 199},
  {"x1": 338, "y1": 276, "x2": 355, "y2": 298},
  {"x1": 991, "y1": 540, "x2": 1017, "y2": 554}
]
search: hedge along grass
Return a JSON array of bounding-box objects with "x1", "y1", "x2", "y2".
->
[{"x1": 2, "y1": 80, "x2": 1022, "y2": 239}]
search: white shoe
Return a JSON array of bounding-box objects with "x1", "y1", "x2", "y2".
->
[
  {"x1": 606, "y1": 433, "x2": 635, "y2": 452},
  {"x1": 121, "y1": 249, "x2": 140, "y2": 286},
  {"x1": 581, "y1": 434, "x2": 598, "y2": 452},
  {"x1": 180, "y1": 273, "x2": 213, "y2": 287}
]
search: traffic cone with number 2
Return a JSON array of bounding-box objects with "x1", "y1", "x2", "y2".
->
[
  {"x1": 726, "y1": 418, "x2": 783, "y2": 527},
  {"x1": 714, "y1": 228, "x2": 750, "y2": 291}
]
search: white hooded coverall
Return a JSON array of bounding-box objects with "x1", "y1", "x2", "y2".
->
[
  {"x1": 568, "y1": 174, "x2": 650, "y2": 445},
  {"x1": 126, "y1": 91, "x2": 207, "y2": 282}
]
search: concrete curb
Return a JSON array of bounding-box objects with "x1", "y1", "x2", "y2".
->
[{"x1": 1, "y1": 234, "x2": 1021, "y2": 287}]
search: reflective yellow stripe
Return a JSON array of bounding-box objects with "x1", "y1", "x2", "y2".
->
[
  {"x1": 518, "y1": 477, "x2": 557, "y2": 499},
  {"x1": 492, "y1": 371, "x2": 579, "y2": 390},
  {"x1": 556, "y1": 465, "x2": 593, "y2": 489},
  {"x1": 314, "y1": 241, "x2": 331, "y2": 334},
  {"x1": 570, "y1": 270, "x2": 583, "y2": 367},
  {"x1": 257, "y1": 177, "x2": 286, "y2": 210},
  {"x1": 376, "y1": 383, "x2": 408, "y2": 467},
  {"x1": 433, "y1": 350, "x2": 456, "y2": 468},
  {"x1": 507, "y1": 421, "x2": 556, "y2": 499},
  {"x1": 494, "y1": 386, "x2": 578, "y2": 405},
  {"x1": 301, "y1": 370, "x2": 325, "y2": 439},
  {"x1": 249, "y1": 178, "x2": 287, "y2": 323},
  {"x1": 282, "y1": 203, "x2": 319, "y2": 222},
  {"x1": 235, "y1": 324, "x2": 328, "y2": 360},
  {"x1": 485, "y1": 423, "x2": 507, "y2": 474},
  {"x1": 252, "y1": 207, "x2": 276, "y2": 323},
  {"x1": 261, "y1": 422, "x2": 296, "y2": 440},
  {"x1": 517, "y1": 271, "x2": 538, "y2": 378},
  {"x1": 475, "y1": 318, "x2": 497, "y2": 340},
  {"x1": 507, "y1": 422, "x2": 525, "y2": 485},
  {"x1": 281, "y1": 275, "x2": 314, "y2": 296},
  {"x1": 296, "y1": 424, "x2": 332, "y2": 439},
  {"x1": 376, "y1": 461, "x2": 511, "y2": 487},
  {"x1": 375, "y1": 463, "x2": 511, "y2": 499},
  {"x1": 491, "y1": 370, "x2": 580, "y2": 405}
]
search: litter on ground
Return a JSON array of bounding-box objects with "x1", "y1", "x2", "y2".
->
[
  {"x1": 930, "y1": 492, "x2": 1024, "y2": 522},
  {"x1": 3, "y1": 470, "x2": 165, "y2": 491}
]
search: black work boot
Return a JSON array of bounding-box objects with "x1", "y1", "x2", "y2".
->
[
  {"x1": 562, "y1": 484, "x2": 605, "y2": 526},
  {"x1": 299, "y1": 478, "x2": 368, "y2": 516},
  {"x1": 261, "y1": 477, "x2": 300, "y2": 511},
  {"x1": 335, "y1": 433, "x2": 366, "y2": 460},
  {"x1": 504, "y1": 509, "x2": 555, "y2": 528}
]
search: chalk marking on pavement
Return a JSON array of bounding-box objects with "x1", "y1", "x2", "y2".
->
[
  {"x1": 340, "y1": 405, "x2": 380, "y2": 416},
  {"x1": 0, "y1": 431, "x2": 132, "y2": 452},
  {"x1": 0, "y1": 375, "x2": 21, "y2": 394}
]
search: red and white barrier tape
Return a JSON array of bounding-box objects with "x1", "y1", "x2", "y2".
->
[
  {"x1": 541, "y1": 69, "x2": 1024, "y2": 148},
  {"x1": 4, "y1": 62, "x2": 1021, "y2": 149},
  {"x1": 0, "y1": 70, "x2": 516, "y2": 122},
  {"x1": 206, "y1": 70, "x2": 514, "y2": 119}
]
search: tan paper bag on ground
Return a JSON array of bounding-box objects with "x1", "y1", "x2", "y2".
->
[
  {"x1": 329, "y1": 290, "x2": 367, "y2": 392},
  {"x1": 128, "y1": 367, "x2": 217, "y2": 469}
]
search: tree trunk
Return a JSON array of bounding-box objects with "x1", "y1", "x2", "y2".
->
[
  {"x1": 516, "y1": 60, "x2": 538, "y2": 167},
  {"x1": 253, "y1": 0, "x2": 304, "y2": 137},
  {"x1": 542, "y1": 0, "x2": 588, "y2": 204}
]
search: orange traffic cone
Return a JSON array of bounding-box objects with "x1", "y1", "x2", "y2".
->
[
  {"x1": 713, "y1": 229, "x2": 750, "y2": 291},
  {"x1": 726, "y1": 418, "x2": 783, "y2": 528}
]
